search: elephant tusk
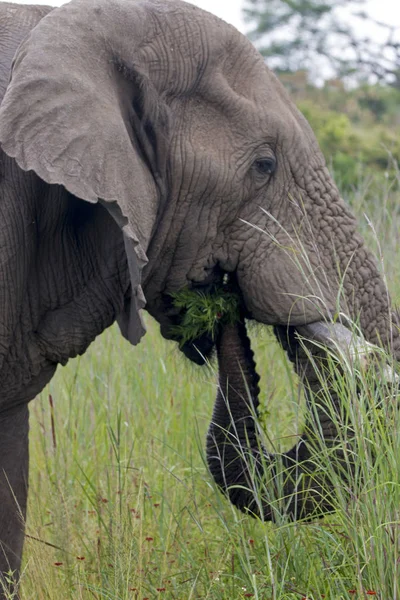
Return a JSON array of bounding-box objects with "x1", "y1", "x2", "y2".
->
[{"x1": 296, "y1": 321, "x2": 399, "y2": 383}]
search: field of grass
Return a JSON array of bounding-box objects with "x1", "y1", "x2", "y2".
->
[{"x1": 16, "y1": 178, "x2": 400, "y2": 599}]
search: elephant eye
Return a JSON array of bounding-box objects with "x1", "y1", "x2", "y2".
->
[{"x1": 254, "y1": 157, "x2": 276, "y2": 176}]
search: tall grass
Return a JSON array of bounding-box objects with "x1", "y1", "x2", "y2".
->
[{"x1": 15, "y1": 176, "x2": 400, "y2": 599}]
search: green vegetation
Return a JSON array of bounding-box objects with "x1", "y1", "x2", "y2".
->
[
  {"x1": 170, "y1": 285, "x2": 240, "y2": 345},
  {"x1": 14, "y1": 171, "x2": 400, "y2": 599},
  {"x1": 279, "y1": 71, "x2": 400, "y2": 192}
]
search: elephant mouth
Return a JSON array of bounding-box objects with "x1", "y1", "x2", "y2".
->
[
  {"x1": 159, "y1": 266, "x2": 377, "y2": 367},
  {"x1": 158, "y1": 263, "x2": 390, "y2": 371},
  {"x1": 159, "y1": 308, "x2": 217, "y2": 365},
  {"x1": 159, "y1": 267, "x2": 237, "y2": 365}
]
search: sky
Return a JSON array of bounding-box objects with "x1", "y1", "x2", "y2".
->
[
  {"x1": 10, "y1": 0, "x2": 400, "y2": 43},
  {"x1": 11, "y1": 0, "x2": 400, "y2": 34}
]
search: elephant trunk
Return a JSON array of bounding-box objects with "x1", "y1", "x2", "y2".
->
[
  {"x1": 206, "y1": 320, "x2": 338, "y2": 520},
  {"x1": 206, "y1": 315, "x2": 395, "y2": 519},
  {"x1": 206, "y1": 320, "x2": 271, "y2": 517}
]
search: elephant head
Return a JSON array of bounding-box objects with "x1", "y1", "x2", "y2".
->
[
  {"x1": 0, "y1": 0, "x2": 398, "y2": 582},
  {"x1": 1, "y1": 0, "x2": 397, "y2": 371}
]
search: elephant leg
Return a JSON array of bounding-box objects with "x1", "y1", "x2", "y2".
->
[{"x1": 0, "y1": 405, "x2": 29, "y2": 597}]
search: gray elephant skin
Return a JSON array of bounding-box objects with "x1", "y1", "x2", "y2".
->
[{"x1": 0, "y1": 0, "x2": 398, "y2": 594}]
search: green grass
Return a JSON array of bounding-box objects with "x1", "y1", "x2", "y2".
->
[{"x1": 16, "y1": 178, "x2": 400, "y2": 599}]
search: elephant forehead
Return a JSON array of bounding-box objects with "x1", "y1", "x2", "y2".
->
[
  {"x1": 169, "y1": 87, "x2": 295, "y2": 164},
  {"x1": 140, "y1": 0, "x2": 296, "y2": 117},
  {"x1": 138, "y1": 1, "x2": 248, "y2": 92},
  {"x1": 184, "y1": 76, "x2": 310, "y2": 156}
]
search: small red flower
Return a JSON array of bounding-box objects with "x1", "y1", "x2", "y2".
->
[
  {"x1": 154, "y1": 503, "x2": 160, "y2": 507},
  {"x1": 101, "y1": 498, "x2": 108, "y2": 503},
  {"x1": 248, "y1": 539, "x2": 254, "y2": 545},
  {"x1": 156, "y1": 588, "x2": 166, "y2": 592},
  {"x1": 76, "y1": 556, "x2": 85, "y2": 561},
  {"x1": 145, "y1": 536, "x2": 154, "y2": 542},
  {"x1": 129, "y1": 588, "x2": 137, "y2": 592},
  {"x1": 54, "y1": 562, "x2": 63, "y2": 566},
  {"x1": 366, "y1": 592, "x2": 377, "y2": 596},
  {"x1": 216, "y1": 312, "x2": 223, "y2": 319}
]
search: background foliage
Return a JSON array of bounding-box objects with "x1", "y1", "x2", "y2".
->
[{"x1": 278, "y1": 71, "x2": 400, "y2": 192}]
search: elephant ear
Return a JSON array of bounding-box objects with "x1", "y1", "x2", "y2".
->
[{"x1": 0, "y1": 0, "x2": 170, "y2": 345}]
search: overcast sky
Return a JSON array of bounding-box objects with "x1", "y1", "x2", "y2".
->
[{"x1": 10, "y1": 0, "x2": 400, "y2": 40}]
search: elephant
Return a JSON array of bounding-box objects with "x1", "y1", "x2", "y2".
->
[{"x1": 0, "y1": 0, "x2": 399, "y2": 594}]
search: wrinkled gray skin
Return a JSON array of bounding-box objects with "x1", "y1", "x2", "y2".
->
[
  {"x1": 207, "y1": 320, "x2": 346, "y2": 521},
  {"x1": 0, "y1": 0, "x2": 398, "y2": 594}
]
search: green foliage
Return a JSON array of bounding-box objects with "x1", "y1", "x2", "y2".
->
[
  {"x1": 299, "y1": 99, "x2": 361, "y2": 188},
  {"x1": 280, "y1": 72, "x2": 400, "y2": 191},
  {"x1": 170, "y1": 286, "x2": 240, "y2": 345}
]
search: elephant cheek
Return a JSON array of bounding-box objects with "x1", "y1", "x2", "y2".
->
[{"x1": 237, "y1": 252, "x2": 335, "y2": 326}]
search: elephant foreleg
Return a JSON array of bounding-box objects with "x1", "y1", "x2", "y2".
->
[{"x1": 0, "y1": 405, "x2": 29, "y2": 597}]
